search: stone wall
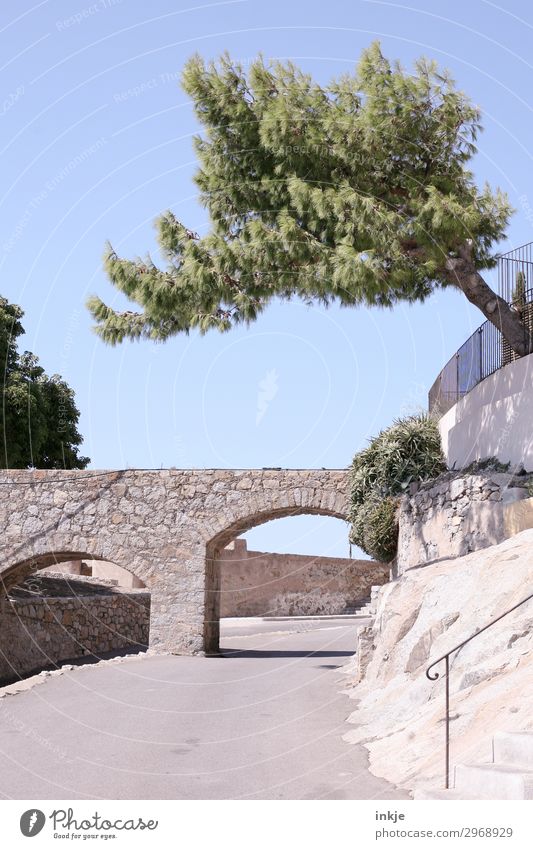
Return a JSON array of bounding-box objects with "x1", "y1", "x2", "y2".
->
[
  {"x1": 396, "y1": 471, "x2": 533, "y2": 575},
  {"x1": 0, "y1": 590, "x2": 150, "y2": 685},
  {"x1": 218, "y1": 539, "x2": 388, "y2": 617}
]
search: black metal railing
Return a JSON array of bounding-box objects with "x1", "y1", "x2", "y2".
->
[
  {"x1": 428, "y1": 280, "x2": 533, "y2": 416},
  {"x1": 426, "y1": 589, "x2": 533, "y2": 789},
  {"x1": 497, "y1": 241, "x2": 533, "y2": 303}
]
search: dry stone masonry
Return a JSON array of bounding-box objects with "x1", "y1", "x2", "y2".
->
[
  {"x1": 0, "y1": 588, "x2": 150, "y2": 684},
  {"x1": 0, "y1": 468, "x2": 351, "y2": 655},
  {"x1": 396, "y1": 470, "x2": 533, "y2": 575}
]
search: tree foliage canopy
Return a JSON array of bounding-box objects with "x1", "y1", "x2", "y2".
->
[
  {"x1": 88, "y1": 43, "x2": 529, "y2": 353},
  {"x1": 0, "y1": 296, "x2": 89, "y2": 469}
]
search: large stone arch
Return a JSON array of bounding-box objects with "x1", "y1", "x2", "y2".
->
[{"x1": 0, "y1": 468, "x2": 351, "y2": 656}]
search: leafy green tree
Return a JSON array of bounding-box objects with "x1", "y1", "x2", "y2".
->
[
  {"x1": 0, "y1": 296, "x2": 89, "y2": 469},
  {"x1": 88, "y1": 43, "x2": 530, "y2": 356}
]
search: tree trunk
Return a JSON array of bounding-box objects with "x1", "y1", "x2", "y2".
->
[{"x1": 444, "y1": 247, "x2": 532, "y2": 357}]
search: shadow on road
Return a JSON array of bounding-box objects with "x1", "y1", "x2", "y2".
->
[{"x1": 219, "y1": 648, "x2": 354, "y2": 658}]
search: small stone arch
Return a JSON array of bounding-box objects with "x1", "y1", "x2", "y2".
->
[
  {"x1": 0, "y1": 542, "x2": 149, "y2": 598},
  {"x1": 0, "y1": 551, "x2": 106, "y2": 595},
  {"x1": 203, "y1": 502, "x2": 350, "y2": 654},
  {"x1": 0, "y1": 551, "x2": 152, "y2": 685}
]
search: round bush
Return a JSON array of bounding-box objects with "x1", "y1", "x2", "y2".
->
[{"x1": 349, "y1": 414, "x2": 445, "y2": 561}]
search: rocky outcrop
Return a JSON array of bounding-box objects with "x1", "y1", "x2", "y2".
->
[{"x1": 345, "y1": 529, "x2": 533, "y2": 794}]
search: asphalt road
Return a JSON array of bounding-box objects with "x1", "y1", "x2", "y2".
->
[{"x1": 0, "y1": 618, "x2": 408, "y2": 800}]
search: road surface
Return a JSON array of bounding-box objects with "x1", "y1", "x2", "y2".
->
[{"x1": 0, "y1": 617, "x2": 408, "y2": 800}]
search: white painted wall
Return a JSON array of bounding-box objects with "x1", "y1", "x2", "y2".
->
[{"x1": 439, "y1": 352, "x2": 533, "y2": 471}]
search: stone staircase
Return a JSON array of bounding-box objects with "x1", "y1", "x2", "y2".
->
[
  {"x1": 415, "y1": 732, "x2": 533, "y2": 800},
  {"x1": 344, "y1": 596, "x2": 372, "y2": 616},
  {"x1": 344, "y1": 585, "x2": 382, "y2": 617}
]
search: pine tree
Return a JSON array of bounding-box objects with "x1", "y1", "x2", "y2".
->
[
  {"x1": 88, "y1": 43, "x2": 530, "y2": 355},
  {"x1": 0, "y1": 296, "x2": 89, "y2": 469}
]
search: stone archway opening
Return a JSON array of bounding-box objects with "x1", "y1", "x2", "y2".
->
[
  {"x1": 204, "y1": 507, "x2": 386, "y2": 655},
  {"x1": 0, "y1": 468, "x2": 354, "y2": 656},
  {"x1": 0, "y1": 552, "x2": 151, "y2": 685}
]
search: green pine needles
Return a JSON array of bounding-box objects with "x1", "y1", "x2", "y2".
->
[
  {"x1": 88, "y1": 43, "x2": 531, "y2": 354},
  {"x1": 349, "y1": 414, "x2": 446, "y2": 562}
]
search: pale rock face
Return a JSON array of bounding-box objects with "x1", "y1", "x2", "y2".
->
[{"x1": 344, "y1": 529, "x2": 533, "y2": 793}]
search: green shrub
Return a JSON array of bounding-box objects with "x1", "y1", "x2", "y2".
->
[
  {"x1": 350, "y1": 414, "x2": 446, "y2": 505},
  {"x1": 349, "y1": 495, "x2": 400, "y2": 563},
  {"x1": 462, "y1": 456, "x2": 510, "y2": 474},
  {"x1": 349, "y1": 414, "x2": 446, "y2": 562}
]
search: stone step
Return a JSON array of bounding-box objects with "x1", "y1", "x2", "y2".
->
[
  {"x1": 344, "y1": 609, "x2": 369, "y2": 615},
  {"x1": 344, "y1": 598, "x2": 372, "y2": 614},
  {"x1": 344, "y1": 607, "x2": 372, "y2": 615},
  {"x1": 454, "y1": 763, "x2": 533, "y2": 800},
  {"x1": 414, "y1": 787, "x2": 486, "y2": 800},
  {"x1": 493, "y1": 732, "x2": 533, "y2": 767}
]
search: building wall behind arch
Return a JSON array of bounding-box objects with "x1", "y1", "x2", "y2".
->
[{"x1": 42, "y1": 560, "x2": 145, "y2": 588}]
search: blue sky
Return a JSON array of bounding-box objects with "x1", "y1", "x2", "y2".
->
[{"x1": 2, "y1": 0, "x2": 533, "y2": 555}]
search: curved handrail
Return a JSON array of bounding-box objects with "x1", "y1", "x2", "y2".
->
[
  {"x1": 428, "y1": 283, "x2": 533, "y2": 416},
  {"x1": 426, "y1": 589, "x2": 533, "y2": 789}
]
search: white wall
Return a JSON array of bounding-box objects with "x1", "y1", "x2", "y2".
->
[
  {"x1": 439, "y1": 352, "x2": 533, "y2": 471},
  {"x1": 42, "y1": 560, "x2": 144, "y2": 588},
  {"x1": 89, "y1": 560, "x2": 144, "y2": 588}
]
